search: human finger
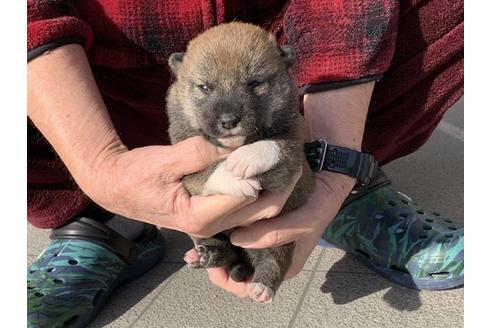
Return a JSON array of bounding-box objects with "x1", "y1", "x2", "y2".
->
[
  {"x1": 220, "y1": 167, "x2": 302, "y2": 229},
  {"x1": 183, "y1": 193, "x2": 256, "y2": 237},
  {"x1": 206, "y1": 267, "x2": 250, "y2": 298},
  {"x1": 172, "y1": 136, "x2": 230, "y2": 177},
  {"x1": 229, "y1": 208, "x2": 311, "y2": 248}
]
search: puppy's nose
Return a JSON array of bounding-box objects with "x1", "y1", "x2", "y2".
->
[{"x1": 220, "y1": 113, "x2": 240, "y2": 129}]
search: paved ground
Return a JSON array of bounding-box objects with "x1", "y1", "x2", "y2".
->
[{"x1": 27, "y1": 98, "x2": 464, "y2": 328}]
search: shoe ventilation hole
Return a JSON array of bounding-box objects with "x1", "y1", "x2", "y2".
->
[
  {"x1": 401, "y1": 199, "x2": 409, "y2": 205},
  {"x1": 399, "y1": 213, "x2": 409, "y2": 219},
  {"x1": 53, "y1": 252, "x2": 59, "y2": 257},
  {"x1": 425, "y1": 218, "x2": 434, "y2": 223},
  {"x1": 355, "y1": 249, "x2": 371, "y2": 259},
  {"x1": 388, "y1": 200, "x2": 396, "y2": 206},
  {"x1": 53, "y1": 278, "x2": 64, "y2": 284},
  {"x1": 47, "y1": 267, "x2": 55, "y2": 272},
  {"x1": 29, "y1": 269, "x2": 36, "y2": 274},
  {"x1": 34, "y1": 292, "x2": 44, "y2": 297},
  {"x1": 423, "y1": 224, "x2": 432, "y2": 231},
  {"x1": 375, "y1": 214, "x2": 384, "y2": 220},
  {"x1": 448, "y1": 226, "x2": 457, "y2": 231},
  {"x1": 417, "y1": 210, "x2": 425, "y2": 215},
  {"x1": 444, "y1": 219, "x2": 453, "y2": 223},
  {"x1": 62, "y1": 316, "x2": 79, "y2": 328},
  {"x1": 396, "y1": 227, "x2": 405, "y2": 233},
  {"x1": 432, "y1": 212, "x2": 441, "y2": 216},
  {"x1": 68, "y1": 259, "x2": 78, "y2": 265},
  {"x1": 430, "y1": 272, "x2": 450, "y2": 278},
  {"x1": 390, "y1": 265, "x2": 409, "y2": 274},
  {"x1": 445, "y1": 233, "x2": 453, "y2": 238},
  {"x1": 419, "y1": 234, "x2": 428, "y2": 239}
]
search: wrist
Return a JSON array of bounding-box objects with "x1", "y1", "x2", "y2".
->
[
  {"x1": 75, "y1": 135, "x2": 128, "y2": 203},
  {"x1": 317, "y1": 171, "x2": 356, "y2": 198},
  {"x1": 309, "y1": 171, "x2": 355, "y2": 230}
]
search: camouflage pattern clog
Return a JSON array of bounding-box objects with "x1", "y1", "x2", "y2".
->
[
  {"x1": 323, "y1": 168, "x2": 464, "y2": 290},
  {"x1": 27, "y1": 217, "x2": 165, "y2": 328}
]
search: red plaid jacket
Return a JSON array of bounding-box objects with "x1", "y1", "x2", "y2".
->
[{"x1": 28, "y1": 0, "x2": 399, "y2": 88}]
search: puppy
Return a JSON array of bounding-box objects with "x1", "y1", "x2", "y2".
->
[{"x1": 166, "y1": 22, "x2": 314, "y2": 303}]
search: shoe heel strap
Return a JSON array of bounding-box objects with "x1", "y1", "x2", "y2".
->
[{"x1": 50, "y1": 217, "x2": 141, "y2": 264}]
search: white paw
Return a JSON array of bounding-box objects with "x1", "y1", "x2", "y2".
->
[
  {"x1": 202, "y1": 162, "x2": 262, "y2": 198},
  {"x1": 225, "y1": 140, "x2": 281, "y2": 178},
  {"x1": 183, "y1": 248, "x2": 200, "y2": 268},
  {"x1": 247, "y1": 282, "x2": 275, "y2": 304}
]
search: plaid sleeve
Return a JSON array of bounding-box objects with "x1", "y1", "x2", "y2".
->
[
  {"x1": 284, "y1": 0, "x2": 399, "y2": 90},
  {"x1": 28, "y1": 0, "x2": 93, "y2": 60}
]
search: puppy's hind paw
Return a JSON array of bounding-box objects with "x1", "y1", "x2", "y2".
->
[
  {"x1": 184, "y1": 248, "x2": 201, "y2": 268},
  {"x1": 229, "y1": 263, "x2": 253, "y2": 282},
  {"x1": 247, "y1": 282, "x2": 275, "y2": 304}
]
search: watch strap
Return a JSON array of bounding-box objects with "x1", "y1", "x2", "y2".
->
[{"x1": 304, "y1": 139, "x2": 377, "y2": 187}]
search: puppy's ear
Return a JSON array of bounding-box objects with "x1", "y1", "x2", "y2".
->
[
  {"x1": 280, "y1": 45, "x2": 295, "y2": 68},
  {"x1": 168, "y1": 52, "x2": 185, "y2": 75}
]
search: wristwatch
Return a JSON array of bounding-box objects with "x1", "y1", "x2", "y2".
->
[{"x1": 304, "y1": 139, "x2": 377, "y2": 188}]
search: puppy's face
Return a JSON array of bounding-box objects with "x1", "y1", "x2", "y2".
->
[{"x1": 168, "y1": 23, "x2": 296, "y2": 148}]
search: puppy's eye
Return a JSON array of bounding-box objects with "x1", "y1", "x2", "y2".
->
[
  {"x1": 248, "y1": 80, "x2": 263, "y2": 88},
  {"x1": 197, "y1": 84, "x2": 212, "y2": 92}
]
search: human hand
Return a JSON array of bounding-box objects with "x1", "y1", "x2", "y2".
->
[
  {"x1": 206, "y1": 171, "x2": 355, "y2": 297},
  {"x1": 83, "y1": 136, "x2": 268, "y2": 236}
]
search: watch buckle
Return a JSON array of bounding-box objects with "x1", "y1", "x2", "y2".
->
[{"x1": 310, "y1": 139, "x2": 328, "y2": 172}]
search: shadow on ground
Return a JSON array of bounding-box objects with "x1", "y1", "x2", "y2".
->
[
  {"x1": 89, "y1": 262, "x2": 184, "y2": 328},
  {"x1": 320, "y1": 254, "x2": 423, "y2": 311}
]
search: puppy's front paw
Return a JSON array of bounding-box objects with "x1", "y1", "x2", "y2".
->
[
  {"x1": 202, "y1": 162, "x2": 261, "y2": 198},
  {"x1": 225, "y1": 140, "x2": 281, "y2": 178},
  {"x1": 247, "y1": 282, "x2": 275, "y2": 304}
]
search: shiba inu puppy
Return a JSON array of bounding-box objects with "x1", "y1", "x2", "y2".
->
[{"x1": 166, "y1": 22, "x2": 314, "y2": 303}]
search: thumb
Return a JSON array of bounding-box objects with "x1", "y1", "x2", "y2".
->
[
  {"x1": 172, "y1": 136, "x2": 230, "y2": 176},
  {"x1": 230, "y1": 212, "x2": 305, "y2": 249}
]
